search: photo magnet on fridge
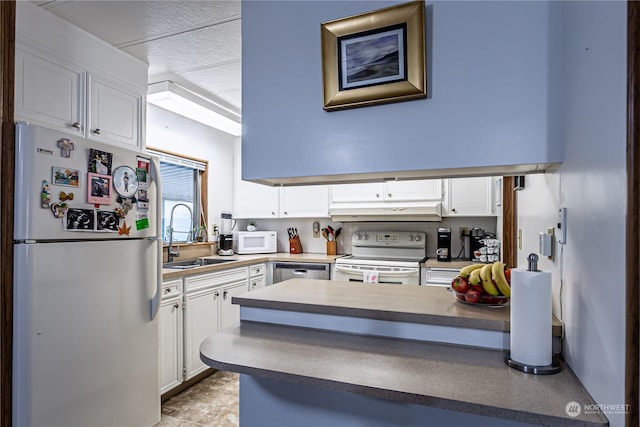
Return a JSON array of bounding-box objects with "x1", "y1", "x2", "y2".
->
[
  {"x1": 88, "y1": 148, "x2": 113, "y2": 175},
  {"x1": 64, "y1": 208, "x2": 95, "y2": 231}
]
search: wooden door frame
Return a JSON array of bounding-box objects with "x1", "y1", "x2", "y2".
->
[{"x1": 0, "y1": 2, "x2": 15, "y2": 427}]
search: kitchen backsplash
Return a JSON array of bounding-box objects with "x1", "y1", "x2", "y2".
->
[{"x1": 235, "y1": 217, "x2": 498, "y2": 260}]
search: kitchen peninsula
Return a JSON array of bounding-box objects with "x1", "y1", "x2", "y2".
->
[{"x1": 200, "y1": 280, "x2": 607, "y2": 427}]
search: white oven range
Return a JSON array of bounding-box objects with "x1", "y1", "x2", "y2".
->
[{"x1": 333, "y1": 231, "x2": 426, "y2": 285}]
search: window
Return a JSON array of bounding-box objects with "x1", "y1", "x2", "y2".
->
[{"x1": 147, "y1": 149, "x2": 207, "y2": 243}]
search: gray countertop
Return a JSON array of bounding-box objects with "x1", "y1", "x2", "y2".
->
[
  {"x1": 233, "y1": 279, "x2": 563, "y2": 336},
  {"x1": 162, "y1": 252, "x2": 343, "y2": 279},
  {"x1": 200, "y1": 322, "x2": 606, "y2": 427}
]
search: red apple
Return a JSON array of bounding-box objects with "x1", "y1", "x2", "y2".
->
[
  {"x1": 465, "y1": 289, "x2": 482, "y2": 304},
  {"x1": 471, "y1": 284, "x2": 485, "y2": 294},
  {"x1": 453, "y1": 276, "x2": 470, "y2": 293}
]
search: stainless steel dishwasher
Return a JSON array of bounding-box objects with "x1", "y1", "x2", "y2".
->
[{"x1": 272, "y1": 262, "x2": 331, "y2": 283}]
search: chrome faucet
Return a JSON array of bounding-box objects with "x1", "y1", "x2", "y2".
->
[{"x1": 167, "y1": 203, "x2": 193, "y2": 263}]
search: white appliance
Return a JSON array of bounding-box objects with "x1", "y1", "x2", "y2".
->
[
  {"x1": 13, "y1": 123, "x2": 162, "y2": 426},
  {"x1": 233, "y1": 231, "x2": 277, "y2": 254},
  {"x1": 333, "y1": 231, "x2": 426, "y2": 285}
]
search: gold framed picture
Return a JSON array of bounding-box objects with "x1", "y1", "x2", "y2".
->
[{"x1": 321, "y1": 0, "x2": 426, "y2": 111}]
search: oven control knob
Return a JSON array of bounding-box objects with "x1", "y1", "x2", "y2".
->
[
  {"x1": 357, "y1": 234, "x2": 362, "y2": 240},
  {"x1": 409, "y1": 235, "x2": 414, "y2": 241},
  {"x1": 415, "y1": 235, "x2": 422, "y2": 242},
  {"x1": 364, "y1": 234, "x2": 369, "y2": 240}
]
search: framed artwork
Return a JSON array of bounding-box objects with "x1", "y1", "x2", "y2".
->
[
  {"x1": 112, "y1": 165, "x2": 139, "y2": 198},
  {"x1": 321, "y1": 1, "x2": 426, "y2": 111},
  {"x1": 87, "y1": 173, "x2": 112, "y2": 205},
  {"x1": 96, "y1": 210, "x2": 119, "y2": 232},
  {"x1": 52, "y1": 166, "x2": 80, "y2": 187}
]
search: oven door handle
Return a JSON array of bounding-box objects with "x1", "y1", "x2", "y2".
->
[{"x1": 335, "y1": 265, "x2": 418, "y2": 276}]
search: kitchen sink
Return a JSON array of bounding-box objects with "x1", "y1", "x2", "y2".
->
[{"x1": 162, "y1": 258, "x2": 235, "y2": 269}]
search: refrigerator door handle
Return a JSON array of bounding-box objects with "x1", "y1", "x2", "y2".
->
[{"x1": 149, "y1": 155, "x2": 163, "y2": 321}]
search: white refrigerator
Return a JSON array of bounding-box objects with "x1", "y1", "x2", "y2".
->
[{"x1": 13, "y1": 123, "x2": 163, "y2": 426}]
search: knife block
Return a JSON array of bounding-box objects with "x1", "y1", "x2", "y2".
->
[
  {"x1": 326, "y1": 241, "x2": 337, "y2": 255},
  {"x1": 289, "y1": 237, "x2": 303, "y2": 254}
]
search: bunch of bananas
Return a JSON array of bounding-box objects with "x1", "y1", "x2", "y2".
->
[{"x1": 450, "y1": 262, "x2": 511, "y2": 304}]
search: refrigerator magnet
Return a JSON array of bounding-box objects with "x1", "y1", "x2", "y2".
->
[
  {"x1": 52, "y1": 166, "x2": 80, "y2": 187},
  {"x1": 50, "y1": 202, "x2": 68, "y2": 218},
  {"x1": 96, "y1": 210, "x2": 119, "y2": 232},
  {"x1": 41, "y1": 180, "x2": 51, "y2": 208},
  {"x1": 113, "y1": 166, "x2": 138, "y2": 198},
  {"x1": 56, "y1": 138, "x2": 75, "y2": 158},
  {"x1": 118, "y1": 221, "x2": 131, "y2": 236},
  {"x1": 64, "y1": 208, "x2": 95, "y2": 231},
  {"x1": 88, "y1": 149, "x2": 113, "y2": 175},
  {"x1": 87, "y1": 173, "x2": 112, "y2": 205},
  {"x1": 136, "y1": 157, "x2": 150, "y2": 182}
]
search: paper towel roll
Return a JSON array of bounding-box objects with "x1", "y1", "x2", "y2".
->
[{"x1": 510, "y1": 269, "x2": 552, "y2": 366}]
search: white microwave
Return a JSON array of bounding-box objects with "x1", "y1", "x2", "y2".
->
[{"x1": 233, "y1": 231, "x2": 278, "y2": 254}]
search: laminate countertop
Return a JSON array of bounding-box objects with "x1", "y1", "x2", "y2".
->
[
  {"x1": 201, "y1": 280, "x2": 604, "y2": 427},
  {"x1": 162, "y1": 252, "x2": 343, "y2": 279},
  {"x1": 233, "y1": 279, "x2": 563, "y2": 336}
]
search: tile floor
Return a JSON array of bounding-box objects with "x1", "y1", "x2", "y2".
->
[{"x1": 156, "y1": 370, "x2": 239, "y2": 427}]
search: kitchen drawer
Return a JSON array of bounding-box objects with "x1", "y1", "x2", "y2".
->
[
  {"x1": 422, "y1": 267, "x2": 459, "y2": 287},
  {"x1": 162, "y1": 279, "x2": 182, "y2": 300},
  {"x1": 249, "y1": 275, "x2": 266, "y2": 291},
  {"x1": 185, "y1": 267, "x2": 249, "y2": 293},
  {"x1": 250, "y1": 263, "x2": 266, "y2": 278}
]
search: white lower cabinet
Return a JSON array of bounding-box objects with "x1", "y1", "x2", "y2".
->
[
  {"x1": 249, "y1": 263, "x2": 267, "y2": 291},
  {"x1": 184, "y1": 286, "x2": 220, "y2": 380},
  {"x1": 159, "y1": 297, "x2": 182, "y2": 393},
  {"x1": 220, "y1": 281, "x2": 249, "y2": 330},
  {"x1": 161, "y1": 266, "x2": 249, "y2": 393}
]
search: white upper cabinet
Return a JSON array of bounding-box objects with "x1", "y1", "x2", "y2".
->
[
  {"x1": 279, "y1": 186, "x2": 329, "y2": 218},
  {"x1": 385, "y1": 180, "x2": 442, "y2": 201},
  {"x1": 330, "y1": 180, "x2": 442, "y2": 203},
  {"x1": 443, "y1": 177, "x2": 495, "y2": 216},
  {"x1": 330, "y1": 183, "x2": 385, "y2": 203},
  {"x1": 15, "y1": 2, "x2": 147, "y2": 148},
  {"x1": 87, "y1": 74, "x2": 141, "y2": 147},
  {"x1": 15, "y1": 49, "x2": 85, "y2": 135},
  {"x1": 235, "y1": 179, "x2": 280, "y2": 219}
]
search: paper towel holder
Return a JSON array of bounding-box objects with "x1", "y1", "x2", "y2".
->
[
  {"x1": 504, "y1": 352, "x2": 561, "y2": 375},
  {"x1": 504, "y1": 254, "x2": 562, "y2": 375}
]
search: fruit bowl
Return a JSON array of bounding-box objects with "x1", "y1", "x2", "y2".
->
[{"x1": 448, "y1": 288, "x2": 510, "y2": 307}]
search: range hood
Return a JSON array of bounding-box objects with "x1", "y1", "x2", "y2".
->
[{"x1": 330, "y1": 202, "x2": 442, "y2": 222}]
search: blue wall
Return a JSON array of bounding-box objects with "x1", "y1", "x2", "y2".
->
[{"x1": 242, "y1": 1, "x2": 564, "y2": 181}]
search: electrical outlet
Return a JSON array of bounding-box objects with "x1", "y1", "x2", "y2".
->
[{"x1": 459, "y1": 227, "x2": 468, "y2": 239}]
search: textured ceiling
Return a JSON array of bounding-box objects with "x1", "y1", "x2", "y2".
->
[{"x1": 36, "y1": 0, "x2": 242, "y2": 115}]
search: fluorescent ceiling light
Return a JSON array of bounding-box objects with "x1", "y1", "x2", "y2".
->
[{"x1": 147, "y1": 81, "x2": 242, "y2": 136}]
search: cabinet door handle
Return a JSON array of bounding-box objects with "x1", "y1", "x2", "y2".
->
[
  {"x1": 271, "y1": 211, "x2": 276, "y2": 216},
  {"x1": 214, "y1": 291, "x2": 219, "y2": 298},
  {"x1": 223, "y1": 290, "x2": 228, "y2": 299},
  {"x1": 252, "y1": 282, "x2": 256, "y2": 288},
  {"x1": 92, "y1": 128, "x2": 101, "y2": 135},
  {"x1": 376, "y1": 193, "x2": 380, "y2": 198},
  {"x1": 284, "y1": 211, "x2": 288, "y2": 215},
  {"x1": 71, "y1": 122, "x2": 81, "y2": 129},
  {"x1": 388, "y1": 193, "x2": 392, "y2": 198},
  {"x1": 173, "y1": 303, "x2": 179, "y2": 309}
]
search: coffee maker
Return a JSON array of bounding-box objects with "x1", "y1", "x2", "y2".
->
[
  {"x1": 436, "y1": 227, "x2": 452, "y2": 262},
  {"x1": 218, "y1": 211, "x2": 236, "y2": 256},
  {"x1": 469, "y1": 227, "x2": 486, "y2": 259}
]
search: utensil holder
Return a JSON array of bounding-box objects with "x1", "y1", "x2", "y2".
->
[
  {"x1": 289, "y1": 237, "x2": 303, "y2": 254},
  {"x1": 326, "y1": 241, "x2": 337, "y2": 255}
]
